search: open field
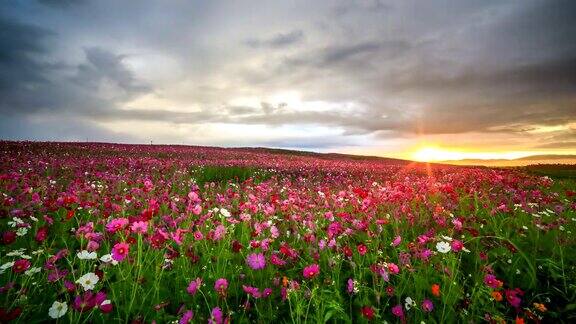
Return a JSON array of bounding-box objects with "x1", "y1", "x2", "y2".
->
[{"x1": 1, "y1": 142, "x2": 575, "y2": 323}]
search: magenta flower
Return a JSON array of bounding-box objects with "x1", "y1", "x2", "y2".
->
[
  {"x1": 303, "y1": 264, "x2": 320, "y2": 279},
  {"x1": 391, "y1": 304, "x2": 404, "y2": 318},
  {"x1": 209, "y1": 306, "x2": 224, "y2": 324},
  {"x1": 179, "y1": 310, "x2": 194, "y2": 324},
  {"x1": 187, "y1": 278, "x2": 202, "y2": 296},
  {"x1": 451, "y1": 239, "x2": 464, "y2": 252},
  {"x1": 422, "y1": 299, "x2": 434, "y2": 312},
  {"x1": 484, "y1": 274, "x2": 503, "y2": 289},
  {"x1": 111, "y1": 242, "x2": 130, "y2": 261},
  {"x1": 246, "y1": 253, "x2": 266, "y2": 270},
  {"x1": 214, "y1": 278, "x2": 228, "y2": 295},
  {"x1": 347, "y1": 278, "x2": 356, "y2": 294},
  {"x1": 105, "y1": 218, "x2": 129, "y2": 233}
]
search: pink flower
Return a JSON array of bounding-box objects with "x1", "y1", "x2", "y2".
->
[
  {"x1": 357, "y1": 244, "x2": 368, "y2": 256},
  {"x1": 111, "y1": 242, "x2": 130, "y2": 261},
  {"x1": 246, "y1": 253, "x2": 266, "y2": 270},
  {"x1": 105, "y1": 218, "x2": 129, "y2": 233},
  {"x1": 303, "y1": 264, "x2": 320, "y2": 279},
  {"x1": 391, "y1": 304, "x2": 404, "y2": 318},
  {"x1": 270, "y1": 254, "x2": 286, "y2": 267},
  {"x1": 193, "y1": 231, "x2": 204, "y2": 241},
  {"x1": 213, "y1": 225, "x2": 226, "y2": 241},
  {"x1": 209, "y1": 307, "x2": 223, "y2": 324},
  {"x1": 422, "y1": 299, "x2": 434, "y2": 312},
  {"x1": 451, "y1": 239, "x2": 464, "y2": 252},
  {"x1": 484, "y1": 274, "x2": 503, "y2": 289},
  {"x1": 391, "y1": 235, "x2": 402, "y2": 247},
  {"x1": 214, "y1": 278, "x2": 228, "y2": 295},
  {"x1": 387, "y1": 263, "x2": 400, "y2": 274},
  {"x1": 187, "y1": 278, "x2": 202, "y2": 296},
  {"x1": 86, "y1": 240, "x2": 100, "y2": 252},
  {"x1": 130, "y1": 221, "x2": 148, "y2": 234},
  {"x1": 192, "y1": 204, "x2": 202, "y2": 215},
  {"x1": 347, "y1": 278, "x2": 356, "y2": 294},
  {"x1": 179, "y1": 310, "x2": 194, "y2": 324}
]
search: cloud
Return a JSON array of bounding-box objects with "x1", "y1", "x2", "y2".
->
[
  {"x1": 0, "y1": 0, "x2": 575, "y2": 153},
  {"x1": 245, "y1": 30, "x2": 304, "y2": 48},
  {"x1": 534, "y1": 141, "x2": 576, "y2": 149}
]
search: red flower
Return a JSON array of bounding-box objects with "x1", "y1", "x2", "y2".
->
[
  {"x1": 35, "y1": 226, "x2": 48, "y2": 243},
  {"x1": 361, "y1": 306, "x2": 375, "y2": 320},
  {"x1": 1, "y1": 231, "x2": 16, "y2": 245},
  {"x1": 12, "y1": 259, "x2": 31, "y2": 274},
  {"x1": 357, "y1": 244, "x2": 368, "y2": 256}
]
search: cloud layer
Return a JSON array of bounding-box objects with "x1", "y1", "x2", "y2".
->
[{"x1": 1, "y1": 0, "x2": 575, "y2": 155}]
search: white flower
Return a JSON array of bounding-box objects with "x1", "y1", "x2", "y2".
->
[
  {"x1": 436, "y1": 241, "x2": 451, "y2": 254},
  {"x1": 8, "y1": 217, "x2": 23, "y2": 227},
  {"x1": 100, "y1": 254, "x2": 118, "y2": 265},
  {"x1": 405, "y1": 296, "x2": 416, "y2": 310},
  {"x1": 76, "y1": 272, "x2": 99, "y2": 291},
  {"x1": 441, "y1": 235, "x2": 453, "y2": 241},
  {"x1": 48, "y1": 301, "x2": 68, "y2": 319},
  {"x1": 16, "y1": 227, "x2": 28, "y2": 236},
  {"x1": 220, "y1": 208, "x2": 231, "y2": 218},
  {"x1": 77, "y1": 250, "x2": 97, "y2": 260},
  {"x1": 25, "y1": 267, "x2": 42, "y2": 276},
  {"x1": 0, "y1": 262, "x2": 15, "y2": 274}
]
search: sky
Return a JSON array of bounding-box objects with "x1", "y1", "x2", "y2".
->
[{"x1": 1, "y1": 0, "x2": 575, "y2": 161}]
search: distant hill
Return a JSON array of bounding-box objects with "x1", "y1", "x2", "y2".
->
[{"x1": 440, "y1": 154, "x2": 576, "y2": 167}]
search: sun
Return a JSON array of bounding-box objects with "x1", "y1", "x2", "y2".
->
[{"x1": 411, "y1": 147, "x2": 458, "y2": 162}]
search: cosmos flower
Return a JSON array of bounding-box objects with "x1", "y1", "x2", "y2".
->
[
  {"x1": 361, "y1": 306, "x2": 375, "y2": 320},
  {"x1": 303, "y1": 264, "x2": 320, "y2": 279},
  {"x1": 214, "y1": 278, "x2": 228, "y2": 295},
  {"x1": 209, "y1": 306, "x2": 224, "y2": 324},
  {"x1": 48, "y1": 301, "x2": 68, "y2": 319},
  {"x1": 484, "y1": 274, "x2": 503, "y2": 289},
  {"x1": 246, "y1": 253, "x2": 266, "y2": 270},
  {"x1": 404, "y1": 296, "x2": 416, "y2": 310},
  {"x1": 422, "y1": 299, "x2": 434, "y2": 312},
  {"x1": 130, "y1": 221, "x2": 148, "y2": 234},
  {"x1": 391, "y1": 304, "x2": 404, "y2": 318},
  {"x1": 12, "y1": 259, "x2": 31, "y2": 273},
  {"x1": 179, "y1": 310, "x2": 194, "y2": 324},
  {"x1": 451, "y1": 239, "x2": 464, "y2": 252},
  {"x1": 111, "y1": 242, "x2": 130, "y2": 261},
  {"x1": 357, "y1": 244, "x2": 368, "y2": 256},
  {"x1": 187, "y1": 278, "x2": 202, "y2": 296},
  {"x1": 76, "y1": 272, "x2": 99, "y2": 291},
  {"x1": 77, "y1": 250, "x2": 97, "y2": 260},
  {"x1": 431, "y1": 284, "x2": 441, "y2": 297},
  {"x1": 436, "y1": 241, "x2": 451, "y2": 253},
  {"x1": 105, "y1": 218, "x2": 129, "y2": 233}
]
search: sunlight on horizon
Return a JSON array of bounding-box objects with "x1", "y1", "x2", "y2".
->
[{"x1": 410, "y1": 146, "x2": 535, "y2": 162}]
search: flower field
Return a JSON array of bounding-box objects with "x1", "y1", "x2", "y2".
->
[{"x1": 1, "y1": 141, "x2": 575, "y2": 323}]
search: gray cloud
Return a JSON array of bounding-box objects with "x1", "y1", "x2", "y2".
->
[
  {"x1": 245, "y1": 30, "x2": 304, "y2": 48},
  {"x1": 0, "y1": 0, "x2": 575, "y2": 152}
]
